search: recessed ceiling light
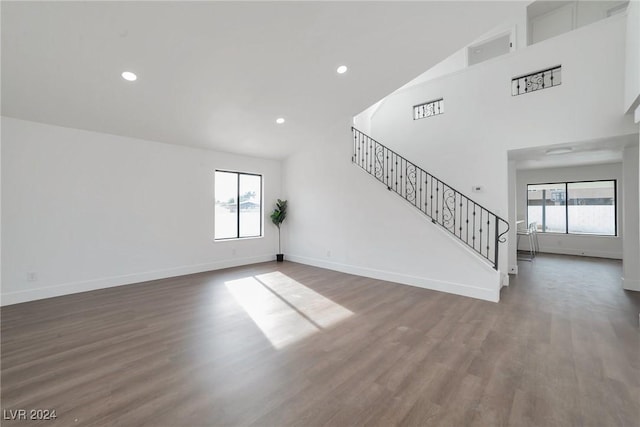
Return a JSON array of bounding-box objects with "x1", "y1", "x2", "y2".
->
[
  {"x1": 276, "y1": 118, "x2": 285, "y2": 124},
  {"x1": 121, "y1": 71, "x2": 137, "y2": 81},
  {"x1": 336, "y1": 65, "x2": 348, "y2": 74},
  {"x1": 545, "y1": 147, "x2": 573, "y2": 155}
]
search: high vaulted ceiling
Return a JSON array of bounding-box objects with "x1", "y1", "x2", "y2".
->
[{"x1": 2, "y1": 1, "x2": 524, "y2": 159}]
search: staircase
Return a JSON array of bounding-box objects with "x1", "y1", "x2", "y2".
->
[{"x1": 352, "y1": 127, "x2": 509, "y2": 270}]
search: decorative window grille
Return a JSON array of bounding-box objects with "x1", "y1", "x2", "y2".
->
[
  {"x1": 413, "y1": 98, "x2": 444, "y2": 120},
  {"x1": 512, "y1": 65, "x2": 561, "y2": 96}
]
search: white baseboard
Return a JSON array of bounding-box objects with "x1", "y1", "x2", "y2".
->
[
  {"x1": 287, "y1": 254, "x2": 500, "y2": 303},
  {"x1": 501, "y1": 273, "x2": 510, "y2": 287},
  {"x1": 0, "y1": 255, "x2": 274, "y2": 306},
  {"x1": 622, "y1": 277, "x2": 640, "y2": 292},
  {"x1": 534, "y1": 247, "x2": 622, "y2": 259}
]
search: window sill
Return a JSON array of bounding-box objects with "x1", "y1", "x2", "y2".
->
[
  {"x1": 214, "y1": 235, "x2": 264, "y2": 242},
  {"x1": 536, "y1": 233, "x2": 618, "y2": 238}
]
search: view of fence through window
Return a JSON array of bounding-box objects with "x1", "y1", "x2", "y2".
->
[
  {"x1": 527, "y1": 180, "x2": 616, "y2": 236},
  {"x1": 215, "y1": 171, "x2": 262, "y2": 240}
]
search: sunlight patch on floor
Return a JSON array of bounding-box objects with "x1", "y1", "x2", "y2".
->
[{"x1": 225, "y1": 272, "x2": 353, "y2": 349}]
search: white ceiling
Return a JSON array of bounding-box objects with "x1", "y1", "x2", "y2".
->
[{"x1": 2, "y1": 1, "x2": 525, "y2": 159}]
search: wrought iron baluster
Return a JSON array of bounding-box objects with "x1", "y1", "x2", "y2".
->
[
  {"x1": 414, "y1": 98, "x2": 444, "y2": 120},
  {"x1": 472, "y1": 203, "x2": 477, "y2": 251},
  {"x1": 494, "y1": 215, "x2": 499, "y2": 268},
  {"x1": 370, "y1": 138, "x2": 374, "y2": 174},
  {"x1": 365, "y1": 136, "x2": 369, "y2": 172},
  {"x1": 512, "y1": 65, "x2": 561, "y2": 96},
  {"x1": 385, "y1": 147, "x2": 389, "y2": 189},
  {"x1": 352, "y1": 132, "x2": 356, "y2": 163},
  {"x1": 369, "y1": 137, "x2": 373, "y2": 174},
  {"x1": 394, "y1": 156, "x2": 398, "y2": 193},
  {"x1": 406, "y1": 161, "x2": 410, "y2": 203},
  {"x1": 441, "y1": 181, "x2": 445, "y2": 226},
  {"x1": 430, "y1": 176, "x2": 434, "y2": 220},
  {"x1": 418, "y1": 169, "x2": 422, "y2": 212},
  {"x1": 360, "y1": 133, "x2": 364, "y2": 167},
  {"x1": 365, "y1": 137, "x2": 369, "y2": 173},
  {"x1": 400, "y1": 158, "x2": 404, "y2": 198},
  {"x1": 478, "y1": 209, "x2": 483, "y2": 256},
  {"x1": 452, "y1": 191, "x2": 456, "y2": 236},
  {"x1": 466, "y1": 199, "x2": 469, "y2": 244},
  {"x1": 362, "y1": 136, "x2": 369, "y2": 172},
  {"x1": 458, "y1": 195, "x2": 463, "y2": 239},
  {"x1": 424, "y1": 175, "x2": 429, "y2": 214},
  {"x1": 486, "y1": 213, "x2": 491, "y2": 258},
  {"x1": 435, "y1": 180, "x2": 440, "y2": 224},
  {"x1": 350, "y1": 127, "x2": 509, "y2": 270}
]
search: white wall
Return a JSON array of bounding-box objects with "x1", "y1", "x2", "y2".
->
[
  {"x1": 622, "y1": 143, "x2": 640, "y2": 290},
  {"x1": 1, "y1": 117, "x2": 282, "y2": 305},
  {"x1": 284, "y1": 14, "x2": 638, "y2": 302},
  {"x1": 516, "y1": 163, "x2": 624, "y2": 259},
  {"x1": 625, "y1": 0, "x2": 640, "y2": 112},
  {"x1": 528, "y1": 1, "x2": 629, "y2": 45},
  {"x1": 396, "y1": 6, "x2": 527, "y2": 92},
  {"x1": 530, "y1": 2, "x2": 576, "y2": 45},
  {"x1": 283, "y1": 126, "x2": 501, "y2": 302},
  {"x1": 357, "y1": 14, "x2": 635, "y2": 270}
]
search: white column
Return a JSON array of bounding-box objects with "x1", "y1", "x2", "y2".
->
[
  {"x1": 507, "y1": 160, "x2": 518, "y2": 275},
  {"x1": 622, "y1": 136, "x2": 640, "y2": 291}
]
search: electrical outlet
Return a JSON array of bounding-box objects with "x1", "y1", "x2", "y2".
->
[
  {"x1": 326, "y1": 250, "x2": 331, "y2": 258},
  {"x1": 27, "y1": 272, "x2": 38, "y2": 282},
  {"x1": 232, "y1": 248, "x2": 237, "y2": 256}
]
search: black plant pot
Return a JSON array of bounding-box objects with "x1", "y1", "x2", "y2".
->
[{"x1": 276, "y1": 254, "x2": 284, "y2": 262}]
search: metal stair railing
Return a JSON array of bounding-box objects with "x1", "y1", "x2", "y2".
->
[{"x1": 352, "y1": 127, "x2": 509, "y2": 270}]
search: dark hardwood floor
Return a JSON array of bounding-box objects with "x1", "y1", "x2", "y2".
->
[{"x1": 2, "y1": 255, "x2": 639, "y2": 426}]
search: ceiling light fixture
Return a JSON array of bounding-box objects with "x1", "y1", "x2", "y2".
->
[
  {"x1": 545, "y1": 147, "x2": 573, "y2": 155},
  {"x1": 336, "y1": 65, "x2": 348, "y2": 74},
  {"x1": 276, "y1": 118, "x2": 285, "y2": 124},
  {"x1": 121, "y1": 71, "x2": 137, "y2": 81}
]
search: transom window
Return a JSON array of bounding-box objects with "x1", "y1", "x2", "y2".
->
[
  {"x1": 215, "y1": 170, "x2": 262, "y2": 240},
  {"x1": 413, "y1": 98, "x2": 443, "y2": 120},
  {"x1": 527, "y1": 180, "x2": 616, "y2": 236}
]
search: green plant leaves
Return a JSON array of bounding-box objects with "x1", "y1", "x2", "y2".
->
[{"x1": 270, "y1": 199, "x2": 287, "y2": 228}]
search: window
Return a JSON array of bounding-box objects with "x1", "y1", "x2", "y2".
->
[
  {"x1": 215, "y1": 171, "x2": 262, "y2": 240},
  {"x1": 413, "y1": 98, "x2": 443, "y2": 120},
  {"x1": 527, "y1": 180, "x2": 616, "y2": 236},
  {"x1": 511, "y1": 65, "x2": 561, "y2": 96},
  {"x1": 468, "y1": 33, "x2": 512, "y2": 67}
]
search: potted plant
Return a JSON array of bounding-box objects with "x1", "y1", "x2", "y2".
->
[{"x1": 270, "y1": 199, "x2": 288, "y2": 262}]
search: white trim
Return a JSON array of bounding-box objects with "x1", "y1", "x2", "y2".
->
[
  {"x1": 501, "y1": 272, "x2": 510, "y2": 288},
  {"x1": 622, "y1": 277, "x2": 640, "y2": 292},
  {"x1": 532, "y1": 248, "x2": 622, "y2": 259},
  {"x1": 287, "y1": 254, "x2": 500, "y2": 303},
  {"x1": 0, "y1": 255, "x2": 274, "y2": 306}
]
